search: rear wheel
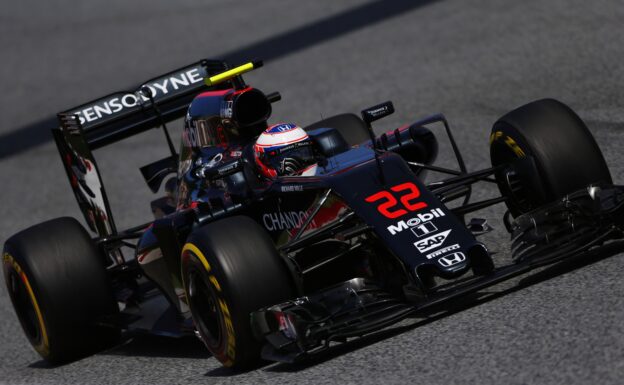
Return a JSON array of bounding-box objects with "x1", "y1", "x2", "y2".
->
[
  {"x1": 490, "y1": 98, "x2": 611, "y2": 216},
  {"x1": 2, "y1": 217, "x2": 120, "y2": 363},
  {"x1": 181, "y1": 216, "x2": 295, "y2": 369}
]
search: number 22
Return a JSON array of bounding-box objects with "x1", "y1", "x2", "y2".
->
[{"x1": 365, "y1": 182, "x2": 427, "y2": 219}]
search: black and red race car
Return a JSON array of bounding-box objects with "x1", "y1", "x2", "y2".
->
[{"x1": 3, "y1": 59, "x2": 623, "y2": 369}]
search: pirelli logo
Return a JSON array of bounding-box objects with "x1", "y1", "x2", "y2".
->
[{"x1": 490, "y1": 131, "x2": 526, "y2": 157}]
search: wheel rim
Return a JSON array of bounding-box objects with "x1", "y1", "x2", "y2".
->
[
  {"x1": 491, "y1": 132, "x2": 540, "y2": 215},
  {"x1": 188, "y1": 268, "x2": 223, "y2": 350},
  {"x1": 503, "y1": 168, "x2": 535, "y2": 213}
]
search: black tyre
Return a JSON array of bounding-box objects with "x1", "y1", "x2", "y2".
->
[
  {"x1": 2, "y1": 217, "x2": 120, "y2": 363},
  {"x1": 181, "y1": 216, "x2": 295, "y2": 369},
  {"x1": 304, "y1": 113, "x2": 370, "y2": 146},
  {"x1": 490, "y1": 98, "x2": 611, "y2": 215}
]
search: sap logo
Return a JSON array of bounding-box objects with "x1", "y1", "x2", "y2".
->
[
  {"x1": 414, "y1": 230, "x2": 451, "y2": 253},
  {"x1": 387, "y1": 208, "x2": 445, "y2": 235},
  {"x1": 438, "y1": 252, "x2": 466, "y2": 268}
]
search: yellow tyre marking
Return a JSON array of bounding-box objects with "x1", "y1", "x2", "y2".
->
[
  {"x1": 182, "y1": 243, "x2": 211, "y2": 272},
  {"x1": 3, "y1": 253, "x2": 50, "y2": 357},
  {"x1": 218, "y1": 298, "x2": 236, "y2": 362},
  {"x1": 489, "y1": 131, "x2": 503, "y2": 144},
  {"x1": 209, "y1": 275, "x2": 221, "y2": 292},
  {"x1": 491, "y1": 131, "x2": 526, "y2": 157},
  {"x1": 504, "y1": 136, "x2": 526, "y2": 157},
  {"x1": 180, "y1": 244, "x2": 236, "y2": 365}
]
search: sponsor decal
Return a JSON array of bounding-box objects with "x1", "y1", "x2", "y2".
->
[
  {"x1": 281, "y1": 185, "x2": 304, "y2": 192},
  {"x1": 216, "y1": 160, "x2": 240, "y2": 176},
  {"x1": 277, "y1": 312, "x2": 298, "y2": 339},
  {"x1": 291, "y1": 197, "x2": 348, "y2": 238},
  {"x1": 220, "y1": 100, "x2": 233, "y2": 118},
  {"x1": 365, "y1": 104, "x2": 392, "y2": 119},
  {"x1": 426, "y1": 244, "x2": 460, "y2": 259},
  {"x1": 490, "y1": 131, "x2": 526, "y2": 157},
  {"x1": 438, "y1": 252, "x2": 466, "y2": 267},
  {"x1": 71, "y1": 67, "x2": 204, "y2": 125},
  {"x1": 489, "y1": 131, "x2": 502, "y2": 144},
  {"x1": 366, "y1": 182, "x2": 427, "y2": 219},
  {"x1": 263, "y1": 211, "x2": 314, "y2": 231},
  {"x1": 274, "y1": 140, "x2": 311, "y2": 154},
  {"x1": 184, "y1": 118, "x2": 219, "y2": 148},
  {"x1": 368, "y1": 105, "x2": 389, "y2": 116},
  {"x1": 386, "y1": 208, "x2": 446, "y2": 235},
  {"x1": 412, "y1": 221, "x2": 437, "y2": 237},
  {"x1": 269, "y1": 123, "x2": 297, "y2": 133},
  {"x1": 414, "y1": 230, "x2": 451, "y2": 253}
]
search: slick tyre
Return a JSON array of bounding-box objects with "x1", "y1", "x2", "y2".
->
[
  {"x1": 490, "y1": 98, "x2": 611, "y2": 216},
  {"x1": 2, "y1": 217, "x2": 120, "y2": 363},
  {"x1": 305, "y1": 113, "x2": 370, "y2": 146},
  {"x1": 181, "y1": 216, "x2": 295, "y2": 370}
]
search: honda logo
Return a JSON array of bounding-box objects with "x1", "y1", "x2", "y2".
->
[{"x1": 438, "y1": 252, "x2": 466, "y2": 267}]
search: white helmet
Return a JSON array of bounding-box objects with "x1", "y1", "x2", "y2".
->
[{"x1": 253, "y1": 123, "x2": 317, "y2": 178}]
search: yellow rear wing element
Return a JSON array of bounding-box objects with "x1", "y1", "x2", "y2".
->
[{"x1": 204, "y1": 60, "x2": 263, "y2": 87}]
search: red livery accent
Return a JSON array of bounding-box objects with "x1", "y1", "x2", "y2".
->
[
  {"x1": 232, "y1": 86, "x2": 253, "y2": 96},
  {"x1": 365, "y1": 191, "x2": 406, "y2": 219},
  {"x1": 391, "y1": 182, "x2": 427, "y2": 211},
  {"x1": 196, "y1": 89, "x2": 232, "y2": 98},
  {"x1": 365, "y1": 182, "x2": 427, "y2": 219}
]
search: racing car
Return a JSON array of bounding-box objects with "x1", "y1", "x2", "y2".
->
[{"x1": 3, "y1": 59, "x2": 623, "y2": 369}]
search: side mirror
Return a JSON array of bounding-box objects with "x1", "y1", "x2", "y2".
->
[
  {"x1": 361, "y1": 101, "x2": 395, "y2": 125},
  {"x1": 360, "y1": 101, "x2": 394, "y2": 186}
]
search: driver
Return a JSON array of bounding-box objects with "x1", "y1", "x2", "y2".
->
[{"x1": 253, "y1": 123, "x2": 318, "y2": 178}]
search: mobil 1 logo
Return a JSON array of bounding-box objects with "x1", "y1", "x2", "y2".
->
[
  {"x1": 386, "y1": 208, "x2": 445, "y2": 236},
  {"x1": 411, "y1": 221, "x2": 437, "y2": 237}
]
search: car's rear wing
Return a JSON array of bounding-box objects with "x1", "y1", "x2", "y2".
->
[
  {"x1": 60, "y1": 59, "x2": 232, "y2": 149},
  {"x1": 51, "y1": 59, "x2": 237, "y2": 237}
]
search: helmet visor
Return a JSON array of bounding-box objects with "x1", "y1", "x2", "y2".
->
[{"x1": 263, "y1": 141, "x2": 315, "y2": 176}]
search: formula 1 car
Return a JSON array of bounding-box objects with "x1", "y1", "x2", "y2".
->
[{"x1": 3, "y1": 59, "x2": 623, "y2": 369}]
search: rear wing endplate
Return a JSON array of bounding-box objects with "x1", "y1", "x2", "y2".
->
[{"x1": 53, "y1": 115, "x2": 118, "y2": 236}]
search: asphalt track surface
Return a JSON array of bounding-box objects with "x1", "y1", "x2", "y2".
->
[{"x1": 2, "y1": 0, "x2": 624, "y2": 384}]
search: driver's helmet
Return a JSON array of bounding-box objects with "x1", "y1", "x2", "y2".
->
[{"x1": 253, "y1": 123, "x2": 317, "y2": 178}]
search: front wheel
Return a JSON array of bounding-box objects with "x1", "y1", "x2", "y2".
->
[
  {"x1": 490, "y1": 98, "x2": 611, "y2": 216},
  {"x1": 181, "y1": 216, "x2": 295, "y2": 369}
]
